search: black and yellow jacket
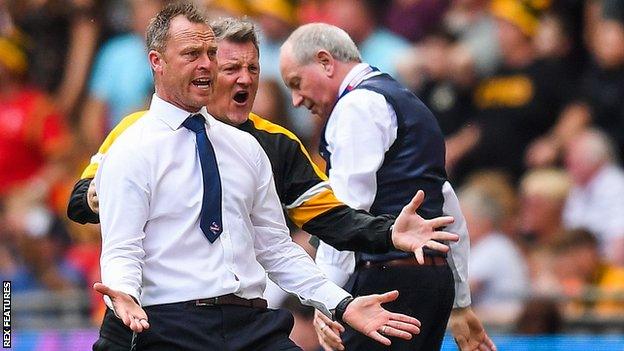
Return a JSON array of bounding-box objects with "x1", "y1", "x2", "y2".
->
[{"x1": 68, "y1": 112, "x2": 395, "y2": 253}]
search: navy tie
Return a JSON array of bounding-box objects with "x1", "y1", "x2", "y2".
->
[{"x1": 182, "y1": 114, "x2": 223, "y2": 243}]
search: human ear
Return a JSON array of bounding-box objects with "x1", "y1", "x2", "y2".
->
[
  {"x1": 148, "y1": 50, "x2": 164, "y2": 74},
  {"x1": 316, "y1": 50, "x2": 334, "y2": 76}
]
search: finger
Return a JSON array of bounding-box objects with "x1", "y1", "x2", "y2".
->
[
  {"x1": 388, "y1": 312, "x2": 421, "y2": 328},
  {"x1": 316, "y1": 310, "x2": 335, "y2": 325},
  {"x1": 93, "y1": 282, "x2": 116, "y2": 297},
  {"x1": 425, "y1": 240, "x2": 450, "y2": 253},
  {"x1": 367, "y1": 330, "x2": 391, "y2": 346},
  {"x1": 414, "y1": 248, "x2": 424, "y2": 265},
  {"x1": 485, "y1": 335, "x2": 497, "y2": 350},
  {"x1": 377, "y1": 290, "x2": 400, "y2": 303},
  {"x1": 403, "y1": 190, "x2": 424, "y2": 214},
  {"x1": 381, "y1": 326, "x2": 413, "y2": 340},
  {"x1": 428, "y1": 215, "x2": 454, "y2": 228},
  {"x1": 329, "y1": 320, "x2": 345, "y2": 333},
  {"x1": 454, "y1": 336, "x2": 468, "y2": 350},
  {"x1": 139, "y1": 318, "x2": 150, "y2": 330},
  {"x1": 431, "y1": 230, "x2": 460, "y2": 242},
  {"x1": 129, "y1": 317, "x2": 140, "y2": 333},
  {"x1": 120, "y1": 311, "x2": 132, "y2": 327},
  {"x1": 479, "y1": 343, "x2": 491, "y2": 351},
  {"x1": 322, "y1": 327, "x2": 343, "y2": 348},
  {"x1": 387, "y1": 320, "x2": 421, "y2": 335}
]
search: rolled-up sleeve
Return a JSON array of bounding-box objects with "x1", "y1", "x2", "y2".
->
[
  {"x1": 95, "y1": 136, "x2": 150, "y2": 305},
  {"x1": 442, "y1": 181, "x2": 472, "y2": 308}
]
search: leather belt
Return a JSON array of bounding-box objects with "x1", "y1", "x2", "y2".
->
[
  {"x1": 189, "y1": 294, "x2": 268, "y2": 309},
  {"x1": 359, "y1": 255, "x2": 447, "y2": 269}
]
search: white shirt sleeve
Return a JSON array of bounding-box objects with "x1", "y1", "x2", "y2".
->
[
  {"x1": 250, "y1": 144, "x2": 350, "y2": 317},
  {"x1": 96, "y1": 133, "x2": 149, "y2": 306},
  {"x1": 442, "y1": 181, "x2": 472, "y2": 308},
  {"x1": 315, "y1": 90, "x2": 397, "y2": 285}
]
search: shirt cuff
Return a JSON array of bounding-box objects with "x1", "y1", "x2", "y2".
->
[
  {"x1": 453, "y1": 279, "x2": 471, "y2": 308},
  {"x1": 103, "y1": 283, "x2": 141, "y2": 312},
  {"x1": 307, "y1": 281, "x2": 352, "y2": 318}
]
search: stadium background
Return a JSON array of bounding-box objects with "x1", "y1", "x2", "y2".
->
[{"x1": 1, "y1": 0, "x2": 624, "y2": 349}]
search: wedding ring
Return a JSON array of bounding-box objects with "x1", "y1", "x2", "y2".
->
[{"x1": 381, "y1": 325, "x2": 388, "y2": 334}]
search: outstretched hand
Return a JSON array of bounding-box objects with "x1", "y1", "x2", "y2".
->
[
  {"x1": 342, "y1": 290, "x2": 421, "y2": 346},
  {"x1": 93, "y1": 282, "x2": 149, "y2": 333},
  {"x1": 449, "y1": 307, "x2": 497, "y2": 351},
  {"x1": 392, "y1": 190, "x2": 459, "y2": 264}
]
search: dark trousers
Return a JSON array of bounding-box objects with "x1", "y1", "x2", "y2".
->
[
  {"x1": 342, "y1": 263, "x2": 455, "y2": 351},
  {"x1": 93, "y1": 303, "x2": 301, "y2": 351}
]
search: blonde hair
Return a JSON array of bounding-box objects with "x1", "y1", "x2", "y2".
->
[{"x1": 520, "y1": 168, "x2": 571, "y2": 201}]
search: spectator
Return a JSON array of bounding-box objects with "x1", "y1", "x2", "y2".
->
[
  {"x1": 80, "y1": 0, "x2": 162, "y2": 152},
  {"x1": 8, "y1": 0, "x2": 100, "y2": 116},
  {"x1": 526, "y1": 0, "x2": 624, "y2": 168},
  {"x1": 515, "y1": 297, "x2": 563, "y2": 334},
  {"x1": 451, "y1": 0, "x2": 574, "y2": 184},
  {"x1": 553, "y1": 229, "x2": 624, "y2": 317},
  {"x1": 518, "y1": 168, "x2": 571, "y2": 296},
  {"x1": 459, "y1": 184, "x2": 529, "y2": 324},
  {"x1": 563, "y1": 128, "x2": 624, "y2": 265},
  {"x1": 323, "y1": 0, "x2": 410, "y2": 79},
  {"x1": 444, "y1": 0, "x2": 501, "y2": 77},
  {"x1": 518, "y1": 168, "x2": 570, "y2": 246},
  {"x1": 249, "y1": 0, "x2": 313, "y2": 141},
  {"x1": 382, "y1": 0, "x2": 450, "y2": 43}
]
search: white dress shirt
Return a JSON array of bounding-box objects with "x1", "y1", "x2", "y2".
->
[
  {"x1": 96, "y1": 94, "x2": 349, "y2": 316},
  {"x1": 315, "y1": 63, "x2": 471, "y2": 308},
  {"x1": 470, "y1": 232, "x2": 528, "y2": 311},
  {"x1": 563, "y1": 164, "x2": 624, "y2": 260}
]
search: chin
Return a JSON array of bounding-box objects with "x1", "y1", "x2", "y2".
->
[{"x1": 225, "y1": 113, "x2": 249, "y2": 126}]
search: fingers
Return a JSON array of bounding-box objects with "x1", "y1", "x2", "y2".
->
[
  {"x1": 454, "y1": 336, "x2": 468, "y2": 350},
  {"x1": 316, "y1": 310, "x2": 345, "y2": 333},
  {"x1": 314, "y1": 311, "x2": 344, "y2": 350},
  {"x1": 382, "y1": 320, "x2": 419, "y2": 340},
  {"x1": 484, "y1": 334, "x2": 497, "y2": 351},
  {"x1": 387, "y1": 312, "x2": 421, "y2": 329},
  {"x1": 425, "y1": 240, "x2": 450, "y2": 253},
  {"x1": 431, "y1": 230, "x2": 460, "y2": 242},
  {"x1": 414, "y1": 248, "x2": 424, "y2": 265},
  {"x1": 321, "y1": 326, "x2": 344, "y2": 350},
  {"x1": 427, "y1": 215, "x2": 454, "y2": 228},
  {"x1": 403, "y1": 190, "x2": 425, "y2": 214},
  {"x1": 367, "y1": 331, "x2": 391, "y2": 346},
  {"x1": 377, "y1": 290, "x2": 400, "y2": 303},
  {"x1": 93, "y1": 282, "x2": 115, "y2": 297}
]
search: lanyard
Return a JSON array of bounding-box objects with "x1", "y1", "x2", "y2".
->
[{"x1": 338, "y1": 65, "x2": 379, "y2": 99}]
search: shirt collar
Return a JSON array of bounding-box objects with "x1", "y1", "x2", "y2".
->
[
  {"x1": 338, "y1": 63, "x2": 377, "y2": 98},
  {"x1": 149, "y1": 93, "x2": 213, "y2": 130}
]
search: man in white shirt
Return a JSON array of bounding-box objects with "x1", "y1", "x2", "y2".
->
[
  {"x1": 94, "y1": 3, "x2": 422, "y2": 350},
  {"x1": 280, "y1": 23, "x2": 496, "y2": 351},
  {"x1": 563, "y1": 128, "x2": 624, "y2": 265}
]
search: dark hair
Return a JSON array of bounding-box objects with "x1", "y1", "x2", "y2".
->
[{"x1": 146, "y1": 1, "x2": 208, "y2": 52}]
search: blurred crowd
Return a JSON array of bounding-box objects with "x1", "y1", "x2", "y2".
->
[{"x1": 1, "y1": 0, "x2": 624, "y2": 347}]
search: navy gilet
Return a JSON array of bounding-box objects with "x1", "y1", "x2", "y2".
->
[{"x1": 319, "y1": 73, "x2": 448, "y2": 262}]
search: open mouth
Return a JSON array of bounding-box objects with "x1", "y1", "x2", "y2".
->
[
  {"x1": 233, "y1": 91, "x2": 249, "y2": 104},
  {"x1": 192, "y1": 78, "x2": 212, "y2": 89}
]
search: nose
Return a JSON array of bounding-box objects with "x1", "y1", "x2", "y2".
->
[
  {"x1": 291, "y1": 91, "x2": 303, "y2": 107},
  {"x1": 198, "y1": 52, "x2": 215, "y2": 71},
  {"x1": 237, "y1": 69, "x2": 252, "y2": 86}
]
